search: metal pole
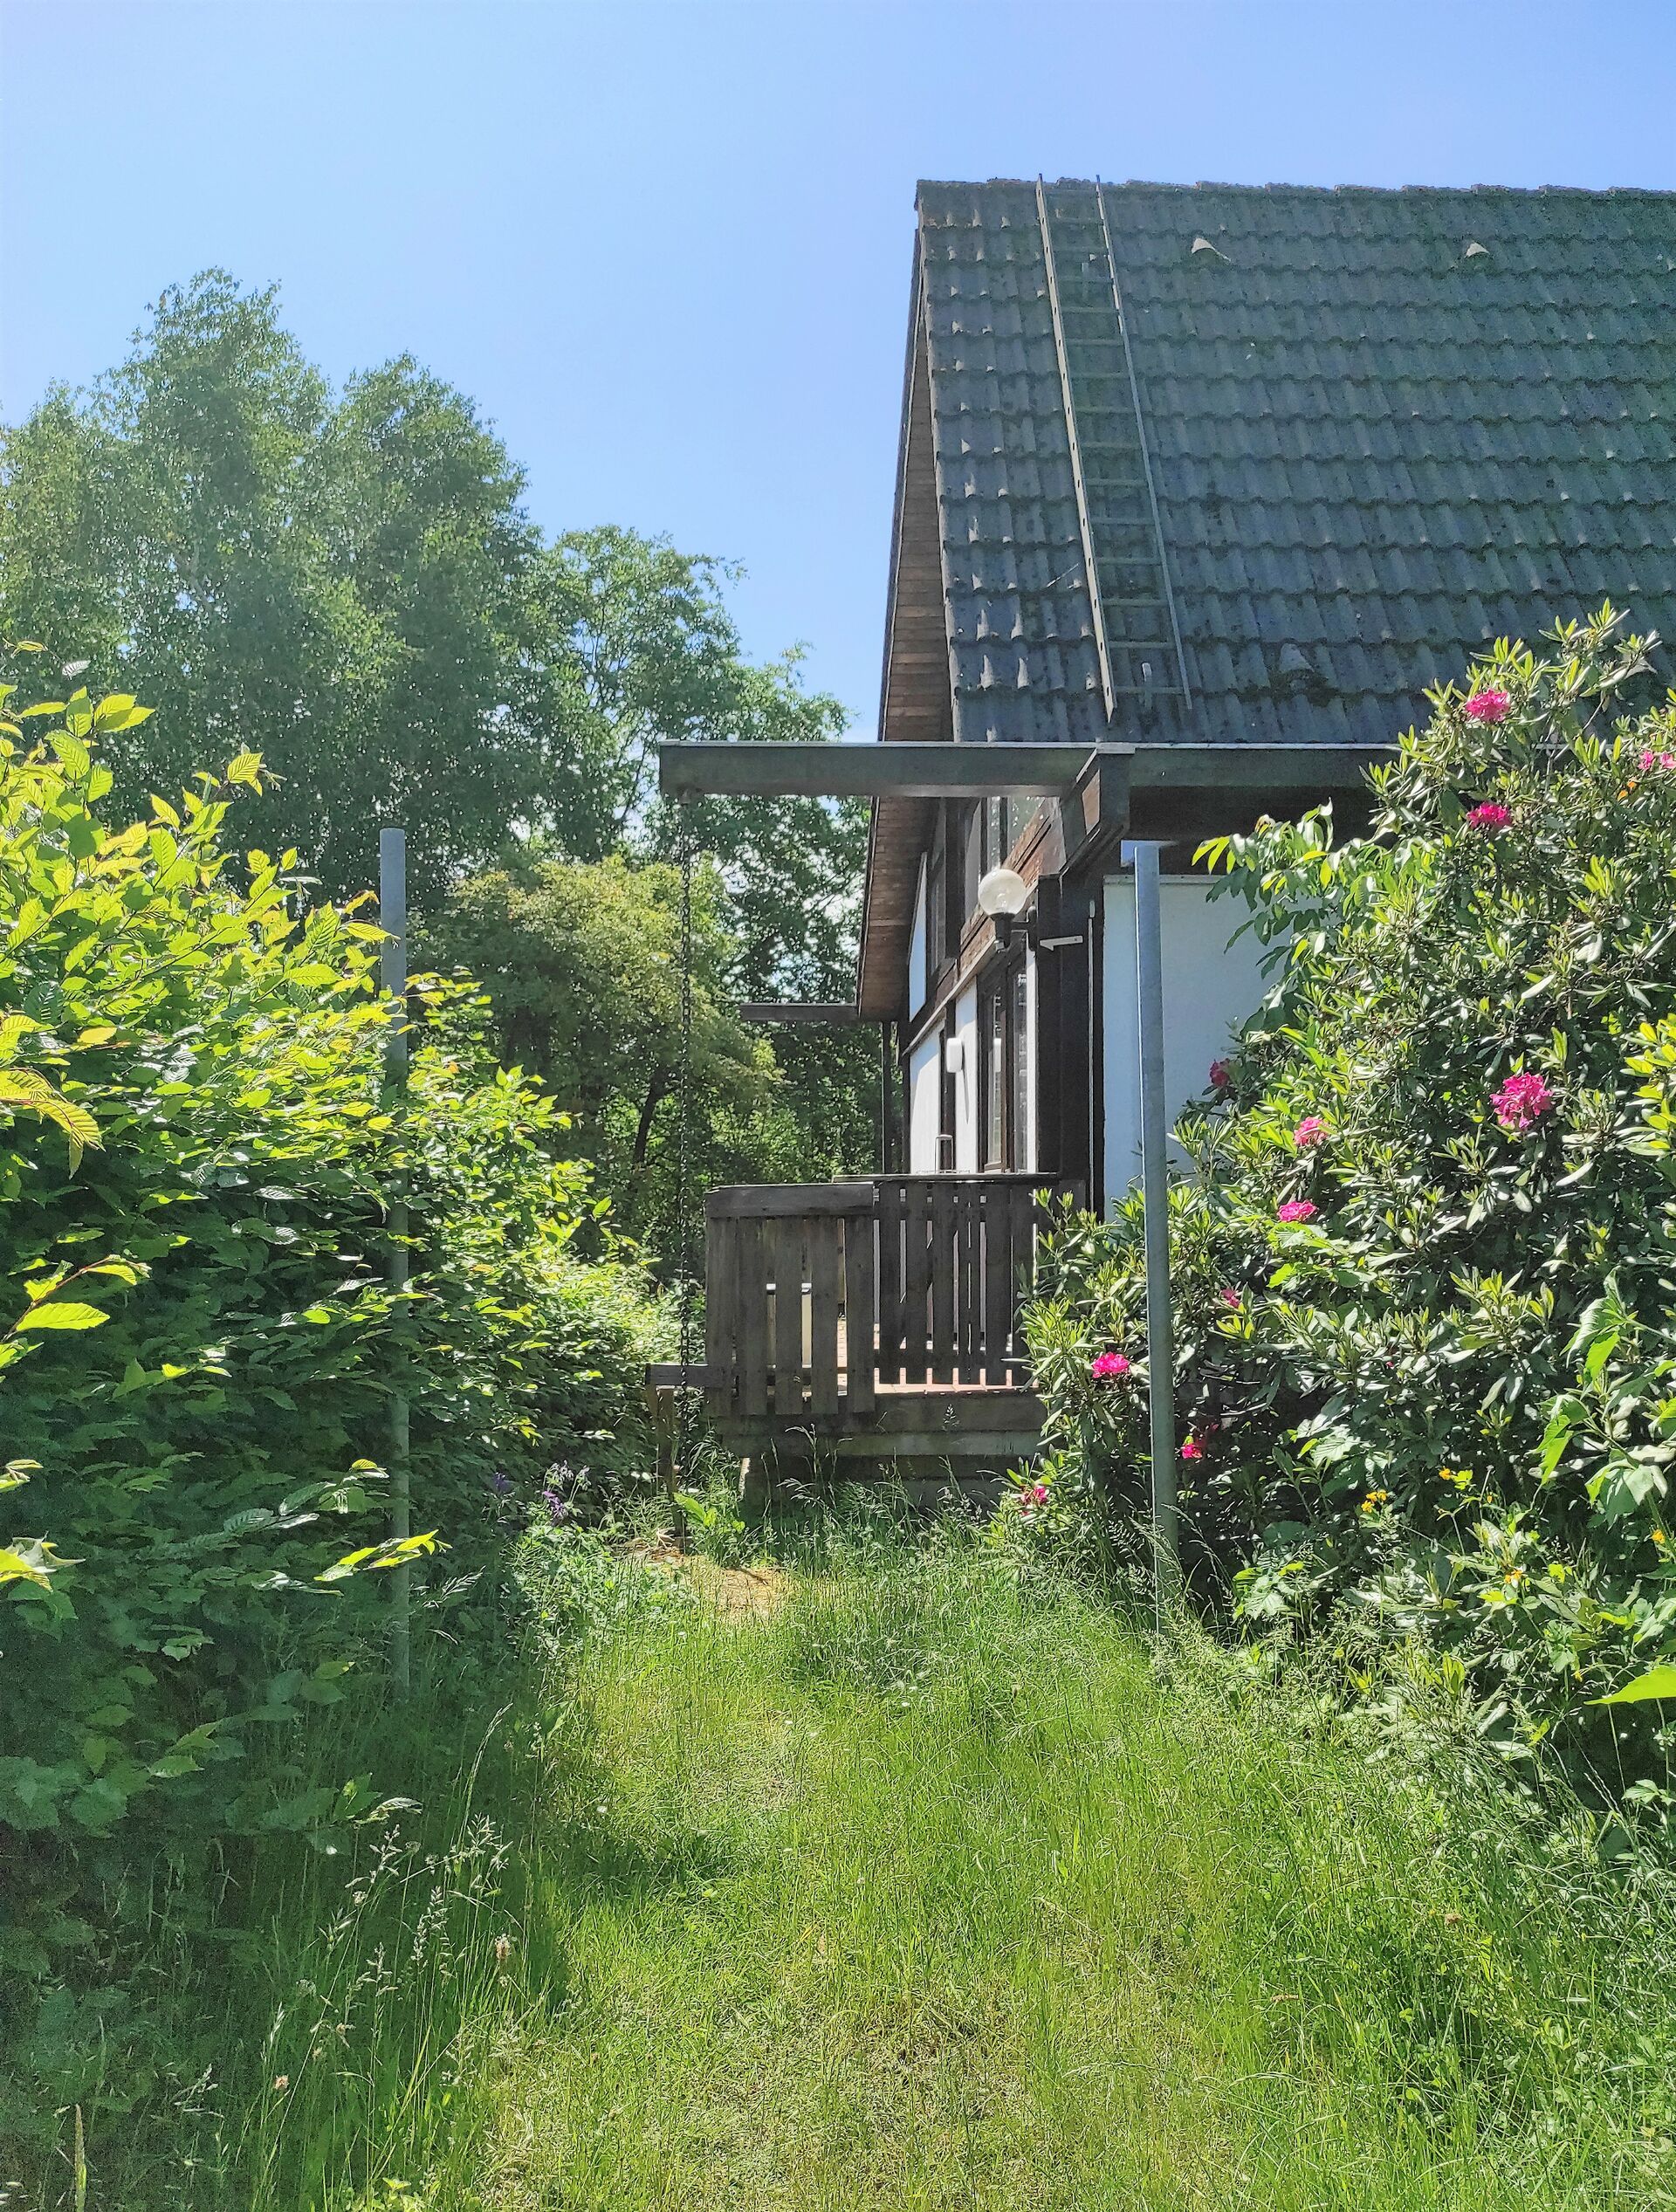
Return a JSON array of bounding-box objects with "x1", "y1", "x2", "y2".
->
[
  {"x1": 379, "y1": 828, "x2": 411, "y2": 1698},
  {"x1": 1134, "y1": 842, "x2": 1179, "y2": 1614}
]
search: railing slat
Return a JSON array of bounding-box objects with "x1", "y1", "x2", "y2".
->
[
  {"x1": 843, "y1": 1208, "x2": 876, "y2": 1416},
  {"x1": 1007, "y1": 1180, "x2": 1039, "y2": 1375},
  {"x1": 704, "y1": 1215, "x2": 737, "y2": 1416},
  {"x1": 903, "y1": 1179, "x2": 931, "y2": 1385},
  {"x1": 984, "y1": 1180, "x2": 1013, "y2": 1384},
  {"x1": 773, "y1": 1216, "x2": 805, "y2": 1416},
  {"x1": 930, "y1": 1180, "x2": 956, "y2": 1384},
  {"x1": 739, "y1": 1217, "x2": 769, "y2": 1417},
  {"x1": 875, "y1": 1178, "x2": 902, "y2": 1385},
  {"x1": 957, "y1": 1182, "x2": 982, "y2": 1385},
  {"x1": 809, "y1": 1218, "x2": 841, "y2": 1420}
]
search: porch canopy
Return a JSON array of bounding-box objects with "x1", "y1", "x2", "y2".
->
[
  {"x1": 658, "y1": 735, "x2": 1387, "y2": 819},
  {"x1": 658, "y1": 732, "x2": 1392, "y2": 1592}
]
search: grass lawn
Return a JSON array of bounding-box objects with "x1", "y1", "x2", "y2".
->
[{"x1": 55, "y1": 1522, "x2": 1676, "y2": 2209}]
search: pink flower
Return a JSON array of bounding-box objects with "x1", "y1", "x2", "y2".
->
[
  {"x1": 1466, "y1": 801, "x2": 1511, "y2": 833},
  {"x1": 1208, "y1": 1058, "x2": 1232, "y2": 1091},
  {"x1": 1090, "y1": 1351, "x2": 1131, "y2": 1383},
  {"x1": 1292, "y1": 1116, "x2": 1327, "y2": 1149},
  {"x1": 1639, "y1": 748, "x2": 1676, "y2": 773},
  {"x1": 1220, "y1": 1287, "x2": 1242, "y2": 1309},
  {"x1": 1275, "y1": 1199, "x2": 1318, "y2": 1224},
  {"x1": 1463, "y1": 689, "x2": 1512, "y2": 724},
  {"x1": 1180, "y1": 1434, "x2": 1205, "y2": 1460},
  {"x1": 1491, "y1": 1070, "x2": 1554, "y2": 1133},
  {"x1": 1019, "y1": 1480, "x2": 1049, "y2": 1515}
]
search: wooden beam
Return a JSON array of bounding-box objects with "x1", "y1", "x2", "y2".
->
[
  {"x1": 663, "y1": 737, "x2": 1392, "y2": 805},
  {"x1": 1127, "y1": 744, "x2": 1391, "y2": 793},
  {"x1": 706, "y1": 1184, "x2": 876, "y2": 1219},
  {"x1": 660, "y1": 740, "x2": 1104, "y2": 801},
  {"x1": 738, "y1": 1001, "x2": 870, "y2": 1026}
]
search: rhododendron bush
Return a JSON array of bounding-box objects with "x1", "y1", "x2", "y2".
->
[{"x1": 1023, "y1": 611, "x2": 1676, "y2": 1810}]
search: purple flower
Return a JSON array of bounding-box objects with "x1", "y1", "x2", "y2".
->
[
  {"x1": 1491, "y1": 1070, "x2": 1554, "y2": 1134},
  {"x1": 541, "y1": 1488, "x2": 571, "y2": 1524},
  {"x1": 488, "y1": 1470, "x2": 513, "y2": 1498},
  {"x1": 1463, "y1": 689, "x2": 1512, "y2": 724}
]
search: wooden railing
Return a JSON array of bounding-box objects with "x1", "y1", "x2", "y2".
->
[{"x1": 701, "y1": 1175, "x2": 1056, "y2": 1425}]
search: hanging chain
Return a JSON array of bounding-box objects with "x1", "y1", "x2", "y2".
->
[{"x1": 674, "y1": 804, "x2": 697, "y2": 1501}]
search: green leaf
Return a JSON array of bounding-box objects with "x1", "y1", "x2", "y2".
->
[
  {"x1": 1587, "y1": 1454, "x2": 1665, "y2": 1519},
  {"x1": 14, "y1": 1301, "x2": 107, "y2": 1332},
  {"x1": 316, "y1": 1530, "x2": 441, "y2": 1583},
  {"x1": 0, "y1": 1542, "x2": 58, "y2": 1589},
  {"x1": 1595, "y1": 1666, "x2": 1676, "y2": 1706}
]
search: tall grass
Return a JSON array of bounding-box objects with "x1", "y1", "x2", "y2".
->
[{"x1": 26, "y1": 1517, "x2": 1676, "y2": 2209}]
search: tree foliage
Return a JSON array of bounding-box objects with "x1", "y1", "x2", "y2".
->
[
  {"x1": 1024, "y1": 611, "x2": 1676, "y2": 1812},
  {"x1": 0, "y1": 273, "x2": 879, "y2": 1195},
  {"x1": 0, "y1": 663, "x2": 663, "y2": 2094}
]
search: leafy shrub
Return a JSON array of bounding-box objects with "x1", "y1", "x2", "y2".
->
[
  {"x1": 0, "y1": 661, "x2": 663, "y2": 2133},
  {"x1": 1024, "y1": 610, "x2": 1676, "y2": 1810}
]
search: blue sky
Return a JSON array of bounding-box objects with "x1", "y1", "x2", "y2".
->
[{"x1": 4, "y1": 0, "x2": 1675, "y2": 732}]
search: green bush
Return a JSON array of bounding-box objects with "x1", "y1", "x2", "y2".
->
[
  {"x1": 1024, "y1": 610, "x2": 1676, "y2": 1812},
  {"x1": 0, "y1": 660, "x2": 663, "y2": 2131}
]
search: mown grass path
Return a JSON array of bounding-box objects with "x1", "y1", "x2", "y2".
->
[{"x1": 240, "y1": 1542, "x2": 1675, "y2": 2211}]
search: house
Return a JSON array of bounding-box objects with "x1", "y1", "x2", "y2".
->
[
  {"x1": 865, "y1": 176, "x2": 1676, "y2": 1203},
  {"x1": 656, "y1": 176, "x2": 1676, "y2": 1484}
]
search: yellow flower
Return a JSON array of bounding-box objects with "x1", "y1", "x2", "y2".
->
[{"x1": 1654, "y1": 1529, "x2": 1667, "y2": 1548}]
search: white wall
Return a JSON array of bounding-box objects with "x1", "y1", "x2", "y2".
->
[
  {"x1": 1102, "y1": 870, "x2": 1269, "y2": 1205},
  {"x1": 908, "y1": 1029, "x2": 941, "y2": 1173},
  {"x1": 951, "y1": 984, "x2": 979, "y2": 1171},
  {"x1": 908, "y1": 858, "x2": 928, "y2": 1020}
]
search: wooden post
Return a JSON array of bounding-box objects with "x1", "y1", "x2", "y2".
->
[
  {"x1": 380, "y1": 828, "x2": 411, "y2": 1698},
  {"x1": 1134, "y1": 842, "x2": 1179, "y2": 1615}
]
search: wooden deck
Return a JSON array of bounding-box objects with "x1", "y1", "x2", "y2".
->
[{"x1": 649, "y1": 1174, "x2": 1057, "y2": 1491}]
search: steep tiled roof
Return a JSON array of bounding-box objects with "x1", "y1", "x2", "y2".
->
[{"x1": 911, "y1": 178, "x2": 1676, "y2": 747}]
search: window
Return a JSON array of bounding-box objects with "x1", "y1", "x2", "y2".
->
[
  {"x1": 981, "y1": 954, "x2": 1031, "y2": 1171},
  {"x1": 1011, "y1": 962, "x2": 1030, "y2": 1169},
  {"x1": 984, "y1": 979, "x2": 1006, "y2": 1169}
]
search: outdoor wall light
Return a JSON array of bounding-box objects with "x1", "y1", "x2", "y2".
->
[{"x1": 976, "y1": 864, "x2": 1029, "y2": 945}]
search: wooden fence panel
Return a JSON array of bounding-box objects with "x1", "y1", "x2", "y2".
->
[
  {"x1": 984, "y1": 1183, "x2": 1013, "y2": 1384},
  {"x1": 843, "y1": 1211, "x2": 876, "y2": 1417},
  {"x1": 738, "y1": 1216, "x2": 768, "y2": 1417},
  {"x1": 704, "y1": 1212, "x2": 737, "y2": 1416},
  {"x1": 809, "y1": 1217, "x2": 841, "y2": 1421},
  {"x1": 1006, "y1": 1181, "x2": 1039, "y2": 1375},
  {"x1": 929, "y1": 1180, "x2": 956, "y2": 1383},
  {"x1": 903, "y1": 1180, "x2": 931, "y2": 1384},
  {"x1": 957, "y1": 1182, "x2": 982, "y2": 1385},
  {"x1": 699, "y1": 1175, "x2": 1055, "y2": 1417},
  {"x1": 773, "y1": 1215, "x2": 805, "y2": 1416},
  {"x1": 876, "y1": 1179, "x2": 902, "y2": 1384}
]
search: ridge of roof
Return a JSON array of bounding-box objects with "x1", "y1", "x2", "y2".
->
[{"x1": 917, "y1": 176, "x2": 1676, "y2": 200}]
